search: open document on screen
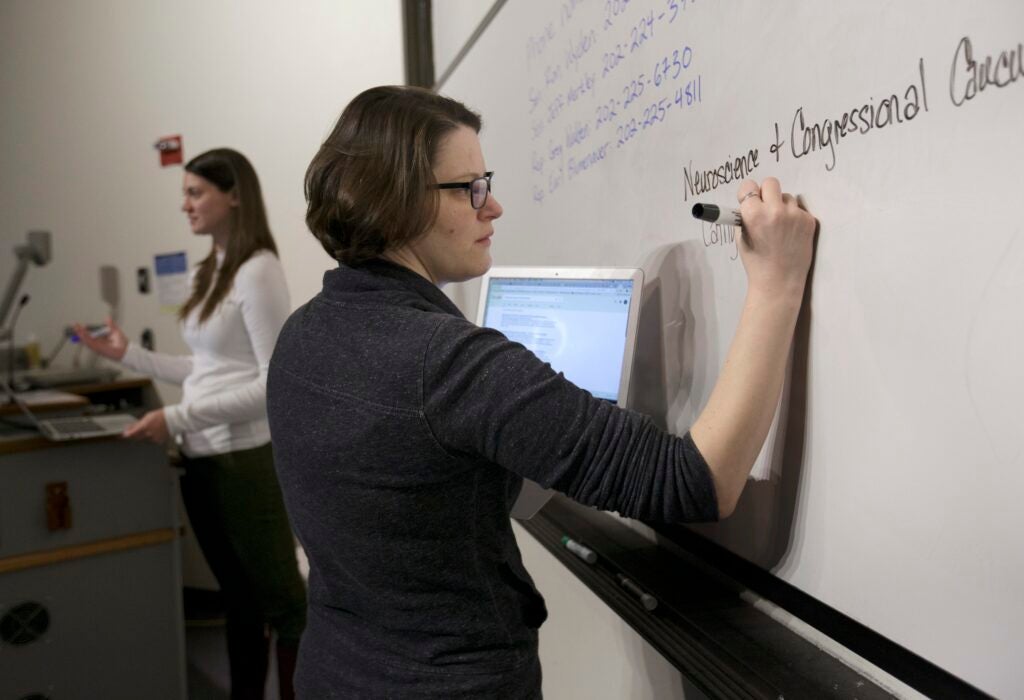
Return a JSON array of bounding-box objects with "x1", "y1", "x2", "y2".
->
[{"x1": 482, "y1": 278, "x2": 634, "y2": 402}]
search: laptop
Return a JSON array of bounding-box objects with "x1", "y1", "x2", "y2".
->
[
  {"x1": 476, "y1": 267, "x2": 644, "y2": 519},
  {"x1": 2, "y1": 381, "x2": 137, "y2": 441}
]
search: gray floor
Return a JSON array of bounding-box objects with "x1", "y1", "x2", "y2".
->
[
  {"x1": 185, "y1": 619, "x2": 281, "y2": 699},
  {"x1": 186, "y1": 623, "x2": 230, "y2": 699}
]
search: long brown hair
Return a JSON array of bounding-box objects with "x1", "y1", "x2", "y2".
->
[
  {"x1": 304, "y1": 86, "x2": 482, "y2": 265},
  {"x1": 179, "y1": 148, "x2": 278, "y2": 323}
]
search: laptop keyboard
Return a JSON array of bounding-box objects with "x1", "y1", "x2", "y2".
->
[{"x1": 50, "y1": 419, "x2": 108, "y2": 435}]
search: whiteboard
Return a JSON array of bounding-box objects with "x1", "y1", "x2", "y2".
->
[{"x1": 440, "y1": 1, "x2": 1024, "y2": 696}]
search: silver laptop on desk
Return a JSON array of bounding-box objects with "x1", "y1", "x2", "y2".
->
[
  {"x1": 2, "y1": 382, "x2": 137, "y2": 441},
  {"x1": 476, "y1": 267, "x2": 644, "y2": 519}
]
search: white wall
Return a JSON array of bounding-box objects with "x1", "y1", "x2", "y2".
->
[{"x1": 0, "y1": 0, "x2": 404, "y2": 375}]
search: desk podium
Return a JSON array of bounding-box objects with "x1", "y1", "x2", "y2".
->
[{"x1": 0, "y1": 379, "x2": 185, "y2": 698}]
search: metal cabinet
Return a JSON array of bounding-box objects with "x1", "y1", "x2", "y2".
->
[{"x1": 0, "y1": 437, "x2": 185, "y2": 699}]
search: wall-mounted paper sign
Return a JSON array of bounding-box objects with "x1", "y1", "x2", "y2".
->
[{"x1": 153, "y1": 251, "x2": 189, "y2": 313}]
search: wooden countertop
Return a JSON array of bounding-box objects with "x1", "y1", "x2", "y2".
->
[{"x1": 0, "y1": 390, "x2": 89, "y2": 417}]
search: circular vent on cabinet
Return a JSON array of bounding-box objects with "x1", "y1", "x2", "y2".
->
[{"x1": 0, "y1": 601, "x2": 51, "y2": 645}]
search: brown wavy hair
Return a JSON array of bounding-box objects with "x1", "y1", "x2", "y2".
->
[
  {"x1": 304, "y1": 86, "x2": 482, "y2": 264},
  {"x1": 178, "y1": 148, "x2": 278, "y2": 323}
]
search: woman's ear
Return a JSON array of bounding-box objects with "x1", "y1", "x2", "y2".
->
[{"x1": 229, "y1": 188, "x2": 240, "y2": 207}]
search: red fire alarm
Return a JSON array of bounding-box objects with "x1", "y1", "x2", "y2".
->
[{"x1": 154, "y1": 135, "x2": 183, "y2": 167}]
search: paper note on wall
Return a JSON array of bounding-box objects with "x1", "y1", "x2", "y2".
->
[{"x1": 154, "y1": 252, "x2": 189, "y2": 313}]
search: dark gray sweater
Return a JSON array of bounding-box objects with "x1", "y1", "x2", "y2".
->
[{"x1": 267, "y1": 260, "x2": 718, "y2": 699}]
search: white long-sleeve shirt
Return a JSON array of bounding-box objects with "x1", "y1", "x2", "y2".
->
[{"x1": 121, "y1": 249, "x2": 290, "y2": 457}]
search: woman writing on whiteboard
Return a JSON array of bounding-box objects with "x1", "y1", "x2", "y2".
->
[
  {"x1": 267, "y1": 86, "x2": 816, "y2": 698},
  {"x1": 74, "y1": 148, "x2": 306, "y2": 700}
]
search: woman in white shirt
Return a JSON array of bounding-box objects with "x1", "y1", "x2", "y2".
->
[{"x1": 74, "y1": 148, "x2": 305, "y2": 700}]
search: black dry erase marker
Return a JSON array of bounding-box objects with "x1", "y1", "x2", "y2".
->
[{"x1": 692, "y1": 203, "x2": 742, "y2": 228}]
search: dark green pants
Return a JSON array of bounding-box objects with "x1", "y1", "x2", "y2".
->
[{"x1": 180, "y1": 443, "x2": 307, "y2": 647}]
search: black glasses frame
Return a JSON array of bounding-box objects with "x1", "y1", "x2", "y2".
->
[{"x1": 435, "y1": 171, "x2": 494, "y2": 210}]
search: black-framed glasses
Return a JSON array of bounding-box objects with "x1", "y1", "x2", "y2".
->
[{"x1": 435, "y1": 171, "x2": 494, "y2": 210}]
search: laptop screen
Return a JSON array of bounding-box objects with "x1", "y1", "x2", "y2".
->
[{"x1": 481, "y1": 277, "x2": 636, "y2": 402}]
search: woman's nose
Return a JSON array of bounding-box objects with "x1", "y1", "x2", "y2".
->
[{"x1": 482, "y1": 194, "x2": 503, "y2": 219}]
